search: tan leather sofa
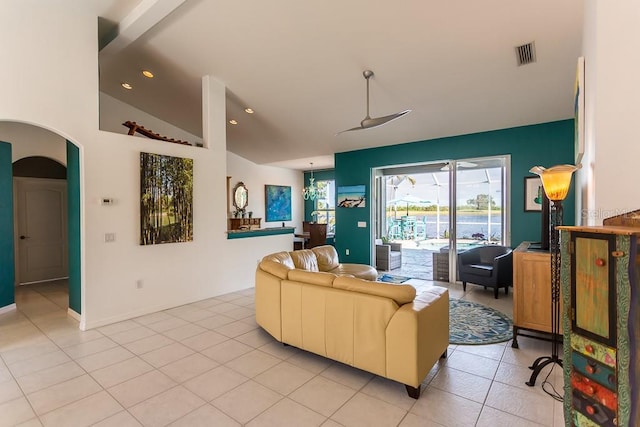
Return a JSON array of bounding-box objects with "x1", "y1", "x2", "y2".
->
[
  {"x1": 262, "y1": 245, "x2": 378, "y2": 281},
  {"x1": 255, "y1": 246, "x2": 449, "y2": 398}
]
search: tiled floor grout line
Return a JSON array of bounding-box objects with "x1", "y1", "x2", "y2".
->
[{"x1": 3, "y1": 281, "x2": 565, "y2": 426}]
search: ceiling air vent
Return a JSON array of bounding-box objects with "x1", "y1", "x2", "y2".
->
[{"x1": 515, "y1": 42, "x2": 536, "y2": 66}]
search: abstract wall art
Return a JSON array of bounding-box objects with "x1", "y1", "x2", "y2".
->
[{"x1": 265, "y1": 185, "x2": 292, "y2": 222}]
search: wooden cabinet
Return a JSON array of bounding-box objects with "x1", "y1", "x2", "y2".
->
[
  {"x1": 512, "y1": 242, "x2": 556, "y2": 348},
  {"x1": 228, "y1": 217, "x2": 261, "y2": 231},
  {"x1": 513, "y1": 243, "x2": 551, "y2": 333},
  {"x1": 560, "y1": 223, "x2": 640, "y2": 427}
]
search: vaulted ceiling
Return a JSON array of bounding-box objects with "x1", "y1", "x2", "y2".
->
[{"x1": 97, "y1": 0, "x2": 583, "y2": 170}]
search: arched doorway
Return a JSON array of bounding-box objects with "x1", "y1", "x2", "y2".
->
[{"x1": 0, "y1": 122, "x2": 81, "y2": 320}]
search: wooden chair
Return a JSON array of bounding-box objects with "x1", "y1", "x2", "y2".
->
[{"x1": 306, "y1": 223, "x2": 327, "y2": 249}]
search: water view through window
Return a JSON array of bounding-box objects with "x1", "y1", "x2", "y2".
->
[{"x1": 376, "y1": 157, "x2": 508, "y2": 281}]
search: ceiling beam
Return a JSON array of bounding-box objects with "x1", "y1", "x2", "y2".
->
[{"x1": 99, "y1": 0, "x2": 185, "y2": 58}]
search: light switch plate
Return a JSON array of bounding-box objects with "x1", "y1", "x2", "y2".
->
[{"x1": 357, "y1": 221, "x2": 367, "y2": 228}]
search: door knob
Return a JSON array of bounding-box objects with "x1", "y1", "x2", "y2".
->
[{"x1": 19, "y1": 235, "x2": 28, "y2": 240}]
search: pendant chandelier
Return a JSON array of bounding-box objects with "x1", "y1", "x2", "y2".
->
[{"x1": 302, "y1": 163, "x2": 324, "y2": 200}]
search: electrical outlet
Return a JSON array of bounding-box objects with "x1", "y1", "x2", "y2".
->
[
  {"x1": 104, "y1": 233, "x2": 116, "y2": 242},
  {"x1": 136, "y1": 280, "x2": 143, "y2": 289},
  {"x1": 346, "y1": 249, "x2": 350, "y2": 255}
]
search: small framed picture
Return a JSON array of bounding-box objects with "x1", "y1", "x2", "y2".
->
[
  {"x1": 337, "y1": 185, "x2": 366, "y2": 208},
  {"x1": 524, "y1": 177, "x2": 543, "y2": 212}
]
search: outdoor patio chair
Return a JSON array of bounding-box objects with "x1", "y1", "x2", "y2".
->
[
  {"x1": 457, "y1": 245, "x2": 513, "y2": 299},
  {"x1": 375, "y1": 239, "x2": 402, "y2": 271},
  {"x1": 413, "y1": 219, "x2": 427, "y2": 240},
  {"x1": 388, "y1": 221, "x2": 403, "y2": 240}
]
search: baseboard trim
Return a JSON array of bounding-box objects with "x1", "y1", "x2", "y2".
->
[
  {"x1": 0, "y1": 303, "x2": 17, "y2": 315},
  {"x1": 67, "y1": 308, "x2": 81, "y2": 322}
]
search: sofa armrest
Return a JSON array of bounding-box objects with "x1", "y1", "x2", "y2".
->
[
  {"x1": 376, "y1": 244, "x2": 391, "y2": 257},
  {"x1": 493, "y1": 251, "x2": 513, "y2": 284},
  {"x1": 385, "y1": 287, "x2": 449, "y2": 388}
]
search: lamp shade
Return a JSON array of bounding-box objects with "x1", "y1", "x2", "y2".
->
[{"x1": 529, "y1": 164, "x2": 581, "y2": 201}]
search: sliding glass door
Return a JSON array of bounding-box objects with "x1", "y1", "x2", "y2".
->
[
  {"x1": 373, "y1": 156, "x2": 509, "y2": 282},
  {"x1": 450, "y1": 157, "x2": 509, "y2": 282}
]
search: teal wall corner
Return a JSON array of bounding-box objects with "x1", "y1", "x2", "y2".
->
[
  {"x1": 67, "y1": 141, "x2": 81, "y2": 314},
  {"x1": 334, "y1": 120, "x2": 576, "y2": 264},
  {"x1": 0, "y1": 141, "x2": 15, "y2": 308}
]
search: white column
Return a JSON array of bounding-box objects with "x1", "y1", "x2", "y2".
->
[
  {"x1": 202, "y1": 75, "x2": 227, "y2": 151},
  {"x1": 583, "y1": 0, "x2": 640, "y2": 224}
]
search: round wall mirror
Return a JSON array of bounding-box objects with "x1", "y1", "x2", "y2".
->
[{"x1": 233, "y1": 182, "x2": 248, "y2": 211}]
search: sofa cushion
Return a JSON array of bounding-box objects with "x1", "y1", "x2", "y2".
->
[
  {"x1": 333, "y1": 276, "x2": 416, "y2": 305},
  {"x1": 262, "y1": 251, "x2": 295, "y2": 269},
  {"x1": 289, "y1": 249, "x2": 319, "y2": 271},
  {"x1": 258, "y1": 260, "x2": 291, "y2": 280},
  {"x1": 329, "y1": 264, "x2": 378, "y2": 281},
  {"x1": 312, "y1": 245, "x2": 340, "y2": 271},
  {"x1": 288, "y1": 269, "x2": 336, "y2": 287}
]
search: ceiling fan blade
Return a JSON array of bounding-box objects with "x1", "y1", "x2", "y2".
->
[
  {"x1": 361, "y1": 110, "x2": 412, "y2": 129},
  {"x1": 336, "y1": 70, "x2": 411, "y2": 136},
  {"x1": 335, "y1": 126, "x2": 365, "y2": 136}
]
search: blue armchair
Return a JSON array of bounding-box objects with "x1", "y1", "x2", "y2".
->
[{"x1": 457, "y1": 245, "x2": 513, "y2": 299}]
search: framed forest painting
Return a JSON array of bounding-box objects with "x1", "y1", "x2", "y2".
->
[{"x1": 140, "y1": 152, "x2": 193, "y2": 245}]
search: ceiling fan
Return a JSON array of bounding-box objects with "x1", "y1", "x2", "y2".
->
[{"x1": 336, "y1": 70, "x2": 411, "y2": 135}]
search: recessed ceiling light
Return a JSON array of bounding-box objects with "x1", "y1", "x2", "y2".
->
[
  {"x1": 244, "y1": 108, "x2": 254, "y2": 114},
  {"x1": 121, "y1": 82, "x2": 133, "y2": 90},
  {"x1": 229, "y1": 119, "x2": 238, "y2": 125},
  {"x1": 141, "y1": 70, "x2": 154, "y2": 78}
]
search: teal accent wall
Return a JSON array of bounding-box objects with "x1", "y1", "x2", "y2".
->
[
  {"x1": 0, "y1": 142, "x2": 15, "y2": 308},
  {"x1": 67, "y1": 141, "x2": 81, "y2": 314},
  {"x1": 334, "y1": 120, "x2": 576, "y2": 264},
  {"x1": 303, "y1": 169, "x2": 335, "y2": 222}
]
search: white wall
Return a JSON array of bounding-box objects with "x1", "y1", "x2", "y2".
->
[
  {"x1": 582, "y1": 0, "x2": 640, "y2": 224},
  {"x1": 227, "y1": 151, "x2": 303, "y2": 229},
  {"x1": 0, "y1": 122, "x2": 66, "y2": 164},
  {"x1": 0, "y1": 1, "x2": 302, "y2": 329},
  {"x1": 99, "y1": 92, "x2": 204, "y2": 147}
]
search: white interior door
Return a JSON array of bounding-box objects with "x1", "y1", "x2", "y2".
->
[{"x1": 15, "y1": 177, "x2": 68, "y2": 284}]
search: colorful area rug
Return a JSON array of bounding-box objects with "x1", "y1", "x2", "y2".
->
[
  {"x1": 449, "y1": 299, "x2": 513, "y2": 345},
  {"x1": 377, "y1": 274, "x2": 411, "y2": 284}
]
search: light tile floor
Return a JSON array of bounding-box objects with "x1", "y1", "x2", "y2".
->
[{"x1": 0, "y1": 279, "x2": 566, "y2": 426}]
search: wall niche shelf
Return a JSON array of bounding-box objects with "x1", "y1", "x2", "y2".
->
[{"x1": 226, "y1": 227, "x2": 294, "y2": 240}]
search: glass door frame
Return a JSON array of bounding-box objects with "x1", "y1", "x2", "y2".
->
[{"x1": 372, "y1": 155, "x2": 511, "y2": 283}]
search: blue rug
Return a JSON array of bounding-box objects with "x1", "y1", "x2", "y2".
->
[
  {"x1": 449, "y1": 299, "x2": 513, "y2": 345},
  {"x1": 377, "y1": 274, "x2": 411, "y2": 284}
]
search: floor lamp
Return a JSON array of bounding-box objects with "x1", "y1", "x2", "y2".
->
[{"x1": 526, "y1": 164, "x2": 580, "y2": 388}]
